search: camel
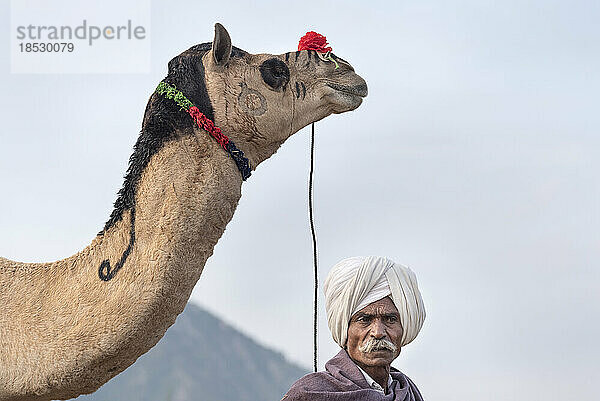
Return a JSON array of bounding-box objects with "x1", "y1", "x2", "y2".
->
[{"x1": 0, "y1": 24, "x2": 367, "y2": 401}]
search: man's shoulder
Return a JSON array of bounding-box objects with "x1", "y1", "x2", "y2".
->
[
  {"x1": 282, "y1": 369, "x2": 425, "y2": 401},
  {"x1": 287, "y1": 370, "x2": 339, "y2": 392},
  {"x1": 390, "y1": 369, "x2": 425, "y2": 400},
  {"x1": 281, "y1": 370, "x2": 344, "y2": 401},
  {"x1": 390, "y1": 367, "x2": 414, "y2": 383}
]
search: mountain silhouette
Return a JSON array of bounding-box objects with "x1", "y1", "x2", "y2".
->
[{"x1": 73, "y1": 302, "x2": 307, "y2": 401}]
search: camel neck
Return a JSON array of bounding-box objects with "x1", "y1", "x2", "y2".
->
[
  {"x1": 97, "y1": 128, "x2": 242, "y2": 282},
  {"x1": 126, "y1": 130, "x2": 243, "y2": 282},
  {"x1": 0, "y1": 128, "x2": 244, "y2": 400}
]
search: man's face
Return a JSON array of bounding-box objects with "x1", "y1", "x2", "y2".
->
[{"x1": 346, "y1": 296, "x2": 403, "y2": 369}]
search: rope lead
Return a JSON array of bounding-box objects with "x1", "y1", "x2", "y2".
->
[{"x1": 309, "y1": 122, "x2": 318, "y2": 373}]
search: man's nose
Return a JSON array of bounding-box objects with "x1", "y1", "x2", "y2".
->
[{"x1": 369, "y1": 319, "x2": 386, "y2": 339}]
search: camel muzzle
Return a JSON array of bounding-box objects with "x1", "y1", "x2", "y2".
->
[{"x1": 326, "y1": 82, "x2": 368, "y2": 98}]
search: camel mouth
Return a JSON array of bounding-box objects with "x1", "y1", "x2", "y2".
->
[
  {"x1": 325, "y1": 80, "x2": 367, "y2": 113},
  {"x1": 326, "y1": 82, "x2": 368, "y2": 98}
]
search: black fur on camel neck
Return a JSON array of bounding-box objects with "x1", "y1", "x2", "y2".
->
[{"x1": 100, "y1": 43, "x2": 249, "y2": 235}]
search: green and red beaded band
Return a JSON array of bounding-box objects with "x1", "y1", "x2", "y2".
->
[{"x1": 155, "y1": 81, "x2": 252, "y2": 180}]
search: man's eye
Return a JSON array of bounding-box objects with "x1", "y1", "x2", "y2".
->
[{"x1": 385, "y1": 316, "x2": 398, "y2": 323}]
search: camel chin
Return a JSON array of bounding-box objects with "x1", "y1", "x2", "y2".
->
[{"x1": 329, "y1": 91, "x2": 365, "y2": 113}]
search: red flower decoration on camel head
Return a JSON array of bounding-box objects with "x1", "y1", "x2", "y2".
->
[
  {"x1": 298, "y1": 31, "x2": 339, "y2": 69},
  {"x1": 298, "y1": 31, "x2": 332, "y2": 53}
]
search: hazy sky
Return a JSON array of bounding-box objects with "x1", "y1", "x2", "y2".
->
[{"x1": 1, "y1": 1, "x2": 599, "y2": 400}]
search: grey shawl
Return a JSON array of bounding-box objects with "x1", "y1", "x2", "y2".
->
[{"x1": 282, "y1": 350, "x2": 424, "y2": 401}]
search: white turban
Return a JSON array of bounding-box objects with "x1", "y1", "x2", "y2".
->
[{"x1": 323, "y1": 256, "x2": 426, "y2": 348}]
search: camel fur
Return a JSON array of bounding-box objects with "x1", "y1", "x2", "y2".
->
[{"x1": 0, "y1": 23, "x2": 367, "y2": 401}]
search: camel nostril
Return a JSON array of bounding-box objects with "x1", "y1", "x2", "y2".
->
[
  {"x1": 355, "y1": 83, "x2": 368, "y2": 97},
  {"x1": 342, "y1": 62, "x2": 355, "y2": 73}
]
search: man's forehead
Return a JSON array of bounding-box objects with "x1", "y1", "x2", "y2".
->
[{"x1": 355, "y1": 296, "x2": 399, "y2": 315}]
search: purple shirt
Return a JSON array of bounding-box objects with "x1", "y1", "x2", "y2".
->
[{"x1": 282, "y1": 349, "x2": 424, "y2": 401}]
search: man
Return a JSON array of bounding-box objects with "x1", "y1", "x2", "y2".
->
[{"x1": 283, "y1": 256, "x2": 426, "y2": 400}]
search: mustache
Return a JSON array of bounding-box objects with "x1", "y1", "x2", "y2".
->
[{"x1": 358, "y1": 338, "x2": 398, "y2": 353}]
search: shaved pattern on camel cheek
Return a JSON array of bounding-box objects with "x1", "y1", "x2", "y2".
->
[{"x1": 238, "y1": 83, "x2": 267, "y2": 116}]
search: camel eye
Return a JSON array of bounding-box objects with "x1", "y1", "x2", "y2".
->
[{"x1": 259, "y1": 58, "x2": 290, "y2": 90}]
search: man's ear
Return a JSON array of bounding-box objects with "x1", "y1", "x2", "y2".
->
[{"x1": 212, "y1": 23, "x2": 232, "y2": 66}]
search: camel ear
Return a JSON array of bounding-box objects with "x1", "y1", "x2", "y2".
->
[{"x1": 212, "y1": 23, "x2": 232, "y2": 66}]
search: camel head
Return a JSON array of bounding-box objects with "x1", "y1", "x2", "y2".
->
[{"x1": 159, "y1": 23, "x2": 368, "y2": 167}]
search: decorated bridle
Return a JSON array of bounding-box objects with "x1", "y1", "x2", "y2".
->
[{"x1": 155, "y1": 81, "x2": 252, "y2": 180}]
